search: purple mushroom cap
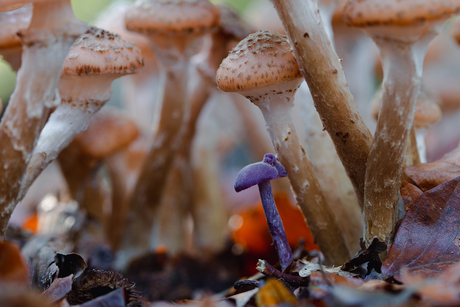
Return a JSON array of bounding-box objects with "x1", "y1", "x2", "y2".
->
[{"x1": 234, "y1": 153, "x2": 288, "y2": 192}]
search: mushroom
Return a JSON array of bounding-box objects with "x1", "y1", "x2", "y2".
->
[
  {"x1": 95, "y1": 0, "x2": 159, "y2": 135},
  {"x1": 57, "y1": 108, "x2": 139, "y2": 230},
  {"x1": 234, "y1": 153, "x2": 292, "y2": 271},
  {"x1": 216, "y1": 31, "x2": 349, "y2": 265},
  {"x1": 344, "y1": 0, "x2": 459, "y2": 244},
  {"x1": 269, "y1": 0, "x2": 374, "y2": 208},
  {"x1": 18, "y1": 27, "x2": 143, "y2": 202},
  {"x1": 0, "y1": 0, "x2": 88, "y2": 238},
  {"x1": 0, "y1": 5, "x2": 31, "y2": 71},
  {"x1": 331, "y1": 0, "x2": 377, "y2": 131},
  {"x1": 371, "y1": 84, "x2": 442, "y2": 164},
  {"x1": 156, "y1": 4, "x2": 254, "y2": 254},
  {"x1": 119, "y1": 0, "x2": 220, "y2": 262}
]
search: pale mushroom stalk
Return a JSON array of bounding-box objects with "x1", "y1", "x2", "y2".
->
[
  {"x1": 0, "y1": 0, "x2": 87, "y2": 238},
  {"x1": 270, "y1": 0, "x2": 373, "y2": 208},
  {"x1": 343, "y1": 0, "x2": 460, "y2": 244},
  {"x1": 119, "y1": 0, "x2": 218, "y2": 262},
  {"x1": 18, "y1": 28, "x2": 143, "y2": 203},
  {"x1": 362, "y1": 27, "x2": 443, "y2": 245},
  {"x1": 154, "y1": 74, "x2": 212, "y2": 253}
]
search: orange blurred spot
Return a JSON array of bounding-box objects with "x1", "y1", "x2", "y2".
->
[
  {"x1": 232, "y1": 193, "x2": 318, "y2": 255},
  {"x1": 22, "y1": 213, "x2": 38, "y2": 233}
]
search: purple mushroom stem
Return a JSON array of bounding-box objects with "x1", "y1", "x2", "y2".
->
[{"x1": 234, "y1": 153, "x2": 293, "y2": 271}]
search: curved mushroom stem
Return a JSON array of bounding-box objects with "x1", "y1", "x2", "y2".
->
[
  {"x1": 0, "y1": 0, "x2": 86, "y2": 238},
  {"x1": 252, "y1": 82, "x2": 350, "y2": 265},
  {"x1": 258, "y1": 180, "x2": 293, "y2": 271},
  {"x1": 363, "y1": 28, "x2": 437, "y2": 245},
  {"x1": 18, "y1": 76, "x2": 113, "y2": 200},
  {"x1": 270, "y1": 0, "x2": 373, "y2": 208}
]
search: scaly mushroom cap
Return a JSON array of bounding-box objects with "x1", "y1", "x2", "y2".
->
[
  {"x1": 73, "y1": 108, "x2": 140, "y2": 159},
  {"x1": 0, "y1": 5, "x2": 31, "y2": 50},
  {"x1": 62, "y1": 27, "x2": 144, "y2": 77},
  {"x1": 125, "y1": 0, "x2": 219, "y2": 36},
  {"x1": 234, "y1": 153, "x2": 288, "y2": 192},
  {"x1": 216, "y1": 31, "x2": 302, "y2": 93},
  {"x1": 344, "y1": 0, "x2": 460, "y2": 27},
  {"x1": 371, "y1": 85, "x2": 442, "y2": 128}
]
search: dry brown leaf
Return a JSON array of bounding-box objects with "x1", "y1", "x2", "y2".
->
[
  {"x1": 405, "y1": 147, "x2": 460, "y2": 191},
  {"x1": 382, "y1": 176, "x2": 460, "y2": 279}
]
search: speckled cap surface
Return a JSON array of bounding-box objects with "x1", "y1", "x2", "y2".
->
[
  {"x1": 62, "y1": 27, "x2": 144, "y2": 76},
  {"x1": 0, "y1": 5, "x2": 31, "y2": 49},
  {"x1": 216, "y1": 31, "x2": 302, "y2": 92},
  {"x1": 344, "y1": 0, "x2": 460, "y2": 27},
  {"x1": 125, "y1": 0, "x2": 219, "y2": 36}
]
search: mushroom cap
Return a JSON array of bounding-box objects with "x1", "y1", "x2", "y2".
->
[
  {"x1": 331, "y1": 0, "x2": 347, "y2": 26},
  {"x1": 73, "y1": 108, "x2": 140, "y2": 158},
  {"x1": 371, "y1": 84, "x2": 442, "y2": 128},
  {"x1": 125, "y1": 0, "x2": 219, "y2": 36},
  {"x1": 216, "y1": 31, "x2": 302, "y2": 93},
  {"x1": 344, "y1": 0, "x2": 460, "y2": 27},
  {"x1": 62, "y1": 27, "x2": 144, "y2": 76},
  {"x1": 0, "y1": 5, "x2": 31, "y2": 49},
  {"x1": 95, "y1": 1, "x2": 156, "y2": 64},
  {"x1": 234, "y1": 153, "x2": 288, "y2": 192}
]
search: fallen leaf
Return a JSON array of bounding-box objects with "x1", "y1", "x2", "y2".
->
[
  {"x1": 42, "y1": 274, "x2": 73, "y2": 303},
  {"x1": 405, "y1": 147, "x2": 460, "y2": 191},
  {"x1": 78, "y1": 288, "x2": 126, "y2": 307},
  {"x1": 382, "y1": 176, "x2": 460, "y2": 279},
  {"x1": 400, "y1": 182, "x2": 423, "y2": 211},
  {"x1": 255, "y1": 279, "x2": 297, "y2": 307},
  {"x1": 227, "y1": 287, "x2": 259, "y2": 307}
]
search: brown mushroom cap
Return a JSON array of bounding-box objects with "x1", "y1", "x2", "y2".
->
[
  {"x1": 371, "y1": 84, "x2": 442, "y2": 128},
  {"x1": 73, "y1": 108, "x2": 140, "y2": 159},
  {"x1": 216, "y1": 31, "x2": 302, "y2": 93},
  {"x1": 344, "y1": 0, "x2": 460, "y2": 27},
  {"x1": 125, "y1": 0, "x2": 219, "y2": 36},
  {"x1": 63, "y1": 27, "x2": 144, "y2": 76}
]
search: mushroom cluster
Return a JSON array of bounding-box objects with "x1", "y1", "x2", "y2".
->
[{"x1": 0, "y1": 0, "x2": 460, "y2": 303}]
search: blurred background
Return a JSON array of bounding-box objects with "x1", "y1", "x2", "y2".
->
[{"x1": 0, "y1": 0, "x2": 253, "y2": 106}]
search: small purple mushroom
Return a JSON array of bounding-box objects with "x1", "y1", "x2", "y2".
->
[{"x1": 234, "y1": 153, "x2": 293, "y2": 271}]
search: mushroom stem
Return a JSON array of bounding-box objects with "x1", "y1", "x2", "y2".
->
[
  {"x1": 0, "y1": 0, "x2": 86, "y2": 238},
  {"x1": 258, "y1": 180, "x2": 293, "y2": 271},
  {"x1": 415, "y1": 128, "x2": 428, "y2": 163},
  {"x1": 364, "y1": 31, "x2": 434, "y2": 244},
  {"x1": 120, "y1": 59, "x2": 190, "y2": 259},
  {"x1": 19, "y1": 76, "x2": 113, "y2": 199},
  {"x1": 270, "y1": 0, "x2": 373, "y2": 208},
  {"x1": 257, "y1": 91, "x2": 350, "y2": 264}
]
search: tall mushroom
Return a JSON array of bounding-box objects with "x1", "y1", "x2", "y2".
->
[
  {"x1": 18, "y1": 27, "x2": 143, "y2": 201},
  {"x1": 269, "y1": 0, "x2": 373, "y2": 208},
  {"x1": 216, "y1": 31, "x2": 350, "y2": 265},
  {"x1": 119, "y1": 0, "x2": 220, "y2": 263},
  {"x1": 344, "y1": 0, "x2": 460, "y2": 245},
  {"x1": 0, "y1": 0, "x2": 88, "y2": 238}
]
